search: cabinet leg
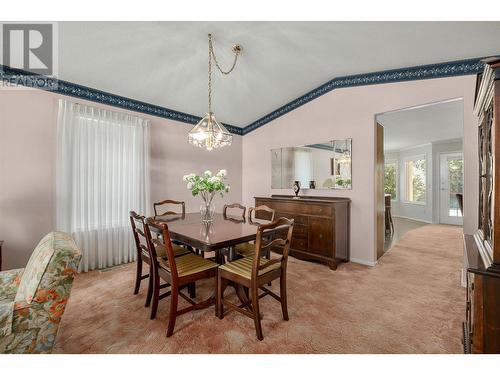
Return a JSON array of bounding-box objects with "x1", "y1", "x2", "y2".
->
[{"x1": 328, "y1": 261, "x2": 338, "y2": 271}]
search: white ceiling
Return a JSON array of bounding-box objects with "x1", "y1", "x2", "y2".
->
[
  {"x1": 57, "y1": 22, "x2": 500, "y2": 127},
  {"x1": 377, "y1": 99, "x2": 463, "y2": 152}
]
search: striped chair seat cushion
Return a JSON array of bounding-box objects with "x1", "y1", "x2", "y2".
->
[
  {"x1": 234, "y1": 242, "x2": 255, "y2": 256},
  {"x1": 219, "y1": 256, "x2": 281, "y2": 279},
  {"x1": 142, "y1": 243, "x2": 191, "y2": 259},
  {"x1": 159, "y1": 254, "x2": 218, "y2": 277}
]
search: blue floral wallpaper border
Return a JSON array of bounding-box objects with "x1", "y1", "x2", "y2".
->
[
  {"x1": 241, "y1": 57, "x2": 485, "y2": 135},
  {"x1": 1, "y1": 57, "x2": 486, "y2": 137},
  {"x1": 0, "y1": 64, "x2": 243, "y2": 135}
]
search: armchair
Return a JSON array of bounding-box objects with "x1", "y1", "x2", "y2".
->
[{"x1": 0, "y1": 232, "x2": 81, "y2": 353}]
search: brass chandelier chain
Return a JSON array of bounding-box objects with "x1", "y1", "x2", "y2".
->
[{"x1": 207, "y1": 33, "x2": 241, "y2": 114}]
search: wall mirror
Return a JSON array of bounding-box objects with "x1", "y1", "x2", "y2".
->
[{"x1": 271, "y1": 139, "x2": 352, "y2": 190}]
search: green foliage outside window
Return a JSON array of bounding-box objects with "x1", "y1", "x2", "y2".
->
[{"x1": 384, "y1": 162, "x2": 397, "y2": 200}]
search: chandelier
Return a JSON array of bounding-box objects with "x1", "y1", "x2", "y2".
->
[{"x1": 188, "y1": 33, "x2": 242, "y2": 151}]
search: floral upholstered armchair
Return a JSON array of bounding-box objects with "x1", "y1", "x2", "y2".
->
[{"x1": 0, "y1": 232, "x2": 81, "y2": 353}]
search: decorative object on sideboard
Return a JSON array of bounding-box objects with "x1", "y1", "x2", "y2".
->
[
  {"x1": 188, "y1": 33, "x2": 242, "y2": 151},
  {"x1": 183, "y1": 169, "x2": 230, "y2": 223},
  {"x1": 293, "y1": 180, "x2": 301, "y2": 198},
  {"x1": 309, "y1": 180, "x2": 316, "y2": 189}
]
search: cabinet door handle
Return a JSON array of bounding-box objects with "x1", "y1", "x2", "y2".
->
[{"x1": 319, "y1": 234, "x2": 323, "y2": 239}]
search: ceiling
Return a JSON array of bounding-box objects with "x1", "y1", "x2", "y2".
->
[
  {"x1": 377, "y1": 99, "x2": 463, "y2": 152},
  {"x1": 57, "y1": 22, "x2": 500, "y2": 127}
]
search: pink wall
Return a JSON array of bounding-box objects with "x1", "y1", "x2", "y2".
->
[
  {"x1": 242, "y1": 75, "x2": 478, "y2": 266},
  {"x1": 0, "y1": 88, "x2": 57, "y2": 270},
  {"x1": 0, "y1": 74, "x2": 478, "y2": 269},
  {"x1": 0, "y1": 87, "x2": 242, "y2": 269}
]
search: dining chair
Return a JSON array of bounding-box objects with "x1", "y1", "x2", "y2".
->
[
  {"x1": 153, "y1": 199, "x2": 185, "y2": 217},
  {"x1": 145, "y1": 218, "x2": 219, "y2": 336},
  {"x1": 234, "y1": 205, "x2": 276, "y2": 258},
  {"x1": 223, "y1": 203, "x2": 246, "y2": 220},
  {"x1": 217, "y1": 217, "x2": 294, "y2": 340},
  {"x1": 129, "y1": 211, "x2": 191, "y2": 308}
]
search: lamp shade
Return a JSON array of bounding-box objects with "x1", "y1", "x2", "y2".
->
[{"x1": 188, "y1": 112, "x2": 232, "y2": 151}]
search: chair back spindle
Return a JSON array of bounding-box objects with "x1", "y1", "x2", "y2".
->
[
  {"x1": 145, "y1": 218, "x2": 179, "y2": 279},
  {"x1": 130, "y1": 211, "x2": 150, "y2": 259},
  {"x1": 252, "y1": 217, "x2": 294, "y2": 282}
]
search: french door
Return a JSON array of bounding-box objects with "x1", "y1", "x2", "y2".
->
[{"x1": 439, "y1": 152, "x2": 463, "y2": 225}]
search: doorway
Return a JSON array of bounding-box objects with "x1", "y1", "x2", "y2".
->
[
  {"x1": 375, "y1": 98, "x2": 464, "y2": 257},
  {"x1": 439, "y1": 152, "x2": 463, "y2": 225}
]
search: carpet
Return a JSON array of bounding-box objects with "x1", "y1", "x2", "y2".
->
[{"x1": 53, "y1": 224, "x2": 464, "y2": 353}]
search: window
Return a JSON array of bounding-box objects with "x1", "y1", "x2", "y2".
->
[
  {"x1": 384, "y1": 160, "x2": 398, "y2": 200},
  {"x1": 404, "y1": 156, "x2": 427, "y2": 204},
  {"x1": 56, "y1": 99, "x2": 150, "y2": 271}
]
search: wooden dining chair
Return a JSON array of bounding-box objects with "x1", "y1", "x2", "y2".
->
[
  {"x1": 217, "y1": 217, "x2": 294, "y2": 340},
  {"x1": 145, "y1": 218, "x2": 219, "y2": 336},
  {"x1": 234, "y1": 205, "x2": 276, "y2": 258},
  {"x1": 153, "y1": 199, "x2": 186, "y2": 217},
  {"x1": 223, "y1": 203, "x2": 246, "y2": 220},
  {"x1": 130, "y1": 211, "x2": 191, "y2": 308}
]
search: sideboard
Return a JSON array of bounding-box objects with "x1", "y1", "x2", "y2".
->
[{"x1": 254, "y1": 195, "x2": 350, "y2": 270}]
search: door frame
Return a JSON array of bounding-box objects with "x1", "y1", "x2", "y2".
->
[{"x1": 438, "y1": 151, "x2": 464, "y2": 225}]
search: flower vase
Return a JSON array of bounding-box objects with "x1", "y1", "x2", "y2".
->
[{"x1": 200, "y1": 196, "x2": 216, "y2": 223}]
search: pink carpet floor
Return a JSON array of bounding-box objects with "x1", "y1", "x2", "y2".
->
[{"x1": 53, "y1": 224, "x2": 464, "y2": 353}]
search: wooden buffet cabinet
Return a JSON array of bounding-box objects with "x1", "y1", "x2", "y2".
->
[
  {"x1": 463, "y1": 58, "x2": 500, "y2": 354},
  {"x1": 255, "y1": 195, "x2": 350, "y2": 270}
]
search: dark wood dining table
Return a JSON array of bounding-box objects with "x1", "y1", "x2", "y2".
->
[{"x1": 147, "y1": 212, "x2": 274, "y2": 263}]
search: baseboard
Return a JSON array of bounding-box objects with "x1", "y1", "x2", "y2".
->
[
  {"x1": 350, "y1": 257, "x2": 377, "y2": 267},
  {"x1": 392, "y1": 215, "x2": 433, "y2": 224}
]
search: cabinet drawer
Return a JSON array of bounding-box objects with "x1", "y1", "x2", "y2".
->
[
  {"x1": 308, "y1": 217, "x2": 333, "y2": 256},
  {"x1": 259, "y1": 200, "x2": 332, "y2": 217},
  {"x1": 291, "y1": 237, "x2": 307, "y2": 251},
  {"x1": 292, "y1": 224, "x2": 308, "y2": 236},
  {"x1": 275, "y1": 212, "x2": 308, "y2": 224}
]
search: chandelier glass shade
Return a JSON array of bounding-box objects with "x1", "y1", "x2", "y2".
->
[
  {"x1": 188, "y1": 33, "x2": 241, "y2": 151},
  {"x1": 188, "y1": 112, "x2": 232, "y2": 151}
]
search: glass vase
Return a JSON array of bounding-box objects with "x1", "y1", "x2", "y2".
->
[{"x1": 200, "y1": 201, "x2": 215, "y2": 223}]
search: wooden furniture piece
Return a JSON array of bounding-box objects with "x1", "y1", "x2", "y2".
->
[
  {"x1": 129, "y1": 211, "x2": 190, "y2": 308},
  {"x1": 153, "y1": 200, "x2": 185, "y2": 216},
  {"x1": 223, "y1": 203, "x2": 246, "y2": 219},
  {"x1": 384, "y1": 194, "x2": 394, "y2": 235},
  {"x1": 148, "y1": 213, "x2": 275, "y2": 264},
  {"x1": 218, "y1": 217, "x2": 294, "y2": 340},
  {"x1": 376, "y1": 123, "x2": 385, "y2": 259},
  {"x1": 254, "y1": 195, "x2": 350, "y2": 270},
  {"x1": 145, "y1": 218, "x2": 218, "y2": 336},
  {"x1": 463, "y1": 58, "x2": 500, "y2": 354},
  {"x1": 456, "y1": 193, "x2": 464, "y2": 216},
  {"x1": 0, "y1": 240, "x2": 3, "y2": 272},
  {"x1": 235, "y1": 205, "x2": 276, "y2": 258}
]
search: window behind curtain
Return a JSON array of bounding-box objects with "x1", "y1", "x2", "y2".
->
[
  {"x1": 56, "y1": 99, "x2": 150, "y2": 272},
  {"x1": 404, "y1": 157, "x2": 426, "y2": 204}
]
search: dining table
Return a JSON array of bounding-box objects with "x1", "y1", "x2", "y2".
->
[{"x1": 147, "y1": 212, "x2": 276, "y2": 263}]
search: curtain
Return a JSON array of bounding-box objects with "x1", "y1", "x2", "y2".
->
[{"x1": 56, "y1": 99, "x2": 150, "y2": 272}]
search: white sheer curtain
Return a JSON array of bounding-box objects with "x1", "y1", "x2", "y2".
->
[{"x1": 56, "y1": 99, "x2": 150, "y2": 272}]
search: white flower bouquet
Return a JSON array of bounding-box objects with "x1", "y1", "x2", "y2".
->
[{"x1": 183, "y1": 169, "x2": 230, "y2": 222}]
